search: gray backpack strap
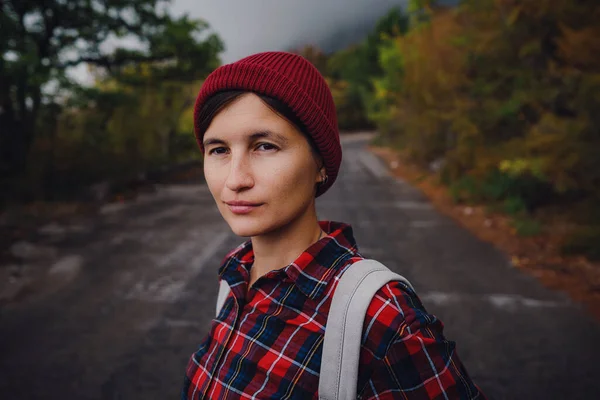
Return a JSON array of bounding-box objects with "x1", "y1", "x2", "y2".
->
[
  {"x1": 318, "y1": 259, "x2": 413, "y2": 400},
  {"x1": 216, "y1": 279, "x2": 231, "y2": 317}
]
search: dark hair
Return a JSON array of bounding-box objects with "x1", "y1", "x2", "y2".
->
[{"x1": 195, "y1": 90, "x2": 321, "y2": 158}]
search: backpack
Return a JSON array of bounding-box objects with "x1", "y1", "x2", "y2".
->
[{"x1": 215, "y1": 259, "x2": 414, "y2": 400}]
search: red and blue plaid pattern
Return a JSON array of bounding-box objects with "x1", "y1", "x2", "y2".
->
[{"x1": 182, "y1": 221, "x2": 484, "y2": 399}]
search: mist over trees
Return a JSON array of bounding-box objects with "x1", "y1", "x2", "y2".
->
[{"x1": 294, "y1": 0, "x2": 600, "y2": 259}]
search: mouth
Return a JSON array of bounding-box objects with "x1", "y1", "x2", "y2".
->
[{"x1": 224, "y1": 201, "x2": 263, "y2": 215}]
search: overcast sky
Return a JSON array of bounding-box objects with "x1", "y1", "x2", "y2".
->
[
  {"x1": 171, "y1": 0, "x2": 408, "y2": 63},
  {"x1": 171, "y1": 0, "x2": 406, "y2": 62},
  {"x1": 67, "y1": 0, "x2": 408, "y2": 84}
]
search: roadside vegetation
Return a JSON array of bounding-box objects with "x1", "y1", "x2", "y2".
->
[
  {"x1": 1, "y1": 0, "x2": 223, "y2": 205},
  {"x1": 2, "y1": 0, "x2": 598, "y2": 289},
  {"x1": 293, "y1": 0, "x2": 600, "y2": 263}
]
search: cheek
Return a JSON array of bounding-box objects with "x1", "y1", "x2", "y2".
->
[
  {"x1": 204, "y1": 163, "x2": 224, "y2": 196},
  {"x1": 263, "y1": 156, "x2": 315, "y2": 196}
]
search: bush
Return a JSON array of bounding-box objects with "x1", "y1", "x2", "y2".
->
[
  {"x1": 511, "y1": 217, "x2": 542, "y2": 237},
  {"x1": 479, "y1": 170, "x2": 517, "y2": 202},
  {"x1": 503, "y1": 196, "x2": 527, "y2": 216},
  {"x1": 448, "y1": 175, "x2": 480, "y2": 203},
  {"x1": 562, "y1": 226, "x2": 600, "y2": 261}
]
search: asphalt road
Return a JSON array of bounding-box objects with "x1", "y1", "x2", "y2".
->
[{"x1": 1, "y1": 134, "x2": 599, "y2": 399}]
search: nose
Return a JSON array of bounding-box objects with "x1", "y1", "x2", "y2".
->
[{"x1": 225, "y1": 152, "x2": 254, "y2": 192}]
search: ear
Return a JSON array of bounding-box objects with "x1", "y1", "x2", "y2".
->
[{"x1": 315, "y1": 165, "x2": 326, "y2": 183}]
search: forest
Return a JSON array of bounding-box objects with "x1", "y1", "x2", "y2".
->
[
  {"x1": 1, "y1": 0, "x2": 599, "y2": 260},
  {"x1": 1, "y1": 0, "x2": 222, "y2": 202},
  {"x1": 296, "y1": 0, "x2": 600, "y2": 260}
]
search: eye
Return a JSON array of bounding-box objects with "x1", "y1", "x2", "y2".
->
[
  {"x1": 207, "y1": 147, "x2": 228, "y2": 155},
  {"x1": 256, "y1": 142, "x2": 278, "y2": 151}
]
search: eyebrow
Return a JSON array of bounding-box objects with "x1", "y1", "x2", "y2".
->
[{"x1": 203, "y1": 130, "x2": 289, "y2": 147}]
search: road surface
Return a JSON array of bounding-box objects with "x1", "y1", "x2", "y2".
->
[{"x1": 1, "y1": 134, "x2": 599, "y2": 399}]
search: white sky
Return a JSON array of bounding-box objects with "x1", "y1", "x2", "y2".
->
[
  {"x1": 171, "y1": 0, "x2": 407, "y2": 62},
  {"x1": 67, "y1": 0, "x2": 407, "y2": 85}
]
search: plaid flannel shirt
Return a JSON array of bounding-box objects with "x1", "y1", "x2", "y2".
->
[{"x1": 182, "y1": 221, "x2": 484, "y2": 399}]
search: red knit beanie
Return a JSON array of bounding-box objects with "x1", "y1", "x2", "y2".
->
[{"x1": 193, "y1": 51, "x2": 342, "y2": 197}]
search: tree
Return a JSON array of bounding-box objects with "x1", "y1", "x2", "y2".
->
[
  {"x1": 289, "y1": 44, "x2": 329, "y2": 76},
  {"x1": 325, "y1": 7, "x2": 410, "y2": 130},
  {"x1": 0, "y1": 0, "x2": 223, "y2": 177}
]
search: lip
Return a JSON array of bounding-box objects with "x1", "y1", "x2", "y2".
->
[{"x1": 224, "y1": 201, "x2": 263, "y2": 215}]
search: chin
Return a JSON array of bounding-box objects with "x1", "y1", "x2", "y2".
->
[
  {"x1": 226, "y1": 217, "x2": 271, "y2": 238},
  {"x1": 225, "y1": 214, "x2": 290, "y2": 238}
]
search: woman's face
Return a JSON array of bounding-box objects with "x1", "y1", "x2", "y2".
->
[{"x1": 202, "y1": 93, "x2": 323, "y2": 238}]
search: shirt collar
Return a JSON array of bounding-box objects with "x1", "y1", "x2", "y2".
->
[{"x1": 218, "y1": 221, "x2": 360, "y2": 300}]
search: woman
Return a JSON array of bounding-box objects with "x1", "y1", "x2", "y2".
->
[{"x1": 182, "y1": 51, "x2": 484, "y2": 399}]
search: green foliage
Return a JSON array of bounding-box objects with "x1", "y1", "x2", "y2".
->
[
  {"x1": 446, "y1": 167, "x2": 555, "y2": 216},
  {"x1": 1, "y1": 0, "x2": 223, "y2": 203},
  {"x1": 478, "y1": 171, "x2": 518, "y2": 202},
  {"x1": 562, "y1": 227, "x2": 600, "y2": 261},
  {"x1": 407, "y1": 0, "x2": 437, "y2": 27},
  {"x1": 324, "y1": 0, "x2": 599, "y2": 257},
  {"x1": 326, "y1": 7, "x2": 409, "y2": 130},
  {"x1": 366, "y1": 38, "x2": 404, "y2": 135},
  {"x1": 42, "y1": 77, "x2": 203, "y2": 195},
  {"x1": 290, "y1": 45, "x2": 329, "y2": 76},
  {"x1": 448, "y1": 175, "x2": 479, "y2": 204},
  {"x1": 503, "y1": 197, "x2": 527, "y2": 216},
  {"x1": 499, "y1": 158, "x2": 546, "y2": 181},
  {"x1": 511, "y1": 217, "x2": 542, "y2": 237}
]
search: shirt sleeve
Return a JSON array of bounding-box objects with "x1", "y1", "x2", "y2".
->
[{"x1": 357, "y1": 281, "x2": 486, "y2": 400}]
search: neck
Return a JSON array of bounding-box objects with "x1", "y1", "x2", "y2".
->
[{"x1": 249, "y1": 205, "x2": 324, "y2": 286}]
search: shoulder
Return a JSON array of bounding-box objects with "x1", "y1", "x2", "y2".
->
[
  {"x1": 360, "y1": 278, "x2": 443, "y2": 360},
  {"x1": 333, "y1": 257, "x2": 439, "y2": 355},
  {"x1": 357, "y1": 280, "x2": 485, "y2": 400}
]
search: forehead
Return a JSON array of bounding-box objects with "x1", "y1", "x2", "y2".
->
[{"x1": 204, "y1": 93, "x2": 299, "y2": 140}]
